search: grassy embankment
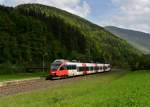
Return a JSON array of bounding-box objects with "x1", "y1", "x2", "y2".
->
[
  {"x1": 0, "y1": 70, "x2": 150, "y2": 107},
  {"x1": 0, "y1": 72, "x2": 47, "y2": 82}
]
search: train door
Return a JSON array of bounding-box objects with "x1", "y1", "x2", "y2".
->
[
  {"x1": 67, "y1": 65, "x2": 77, "y2": 77},
  {"x1": 77, "y1": 64, "x2": 84, "y2": 76},
  {"x1": 72, "y1": 65, "x2": 77, "y2": 76},
  {"x1": 94, "y1": 64, "x2": 98, "y2": 73},
  {"x1": 82, "y1": 63, "x2": 87, "y2": 75}
]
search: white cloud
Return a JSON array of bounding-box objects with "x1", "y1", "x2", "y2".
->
[
  {"x1": 99, "y1": 0, "x2": 150, "y2": 33},
  {"x1": 0, "y1": 0, "x2": 90, "y2": 18}
]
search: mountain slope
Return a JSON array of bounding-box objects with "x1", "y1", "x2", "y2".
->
[
  {"x1": 105, "y1": 26, "x2": 150, "y2": 54},
  {"x1": 0, "y1": 4, "x2": 143, "y2": 73}
]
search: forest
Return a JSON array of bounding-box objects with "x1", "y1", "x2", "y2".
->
[{"x1": 0, "y1": 4, "x2": 149, "y2": 74}]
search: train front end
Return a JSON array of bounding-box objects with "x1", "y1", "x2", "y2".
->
[{"x1": 49, "y1": 59, "x2": 68, "y2": 79}]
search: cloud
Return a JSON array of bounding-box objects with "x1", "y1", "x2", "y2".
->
[
  {"x1": 99, "y1": 0, "x2": 150, "y2": 33},
  {"x1": 0, "y1": 0, "x2": 91, "y2": 18}
]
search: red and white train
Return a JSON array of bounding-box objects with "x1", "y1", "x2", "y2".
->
[{"x1": 49, "y1": 59, "x2": 111, "y2": 79}]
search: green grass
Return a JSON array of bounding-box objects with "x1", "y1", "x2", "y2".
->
[
  {"x1": 0, "y1": 72, "x2": 47, "y2": 82},
  {"x1": 0, "y1": 70, "x2": 150, "y2": 107}
]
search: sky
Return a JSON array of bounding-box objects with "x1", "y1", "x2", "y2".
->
[{"x1": 0, "y1": 0, "x2": 150, "y2": 33}]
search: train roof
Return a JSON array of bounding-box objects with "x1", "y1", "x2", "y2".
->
[{"x1": 52, "y1": 59, "x2": 109, "y2": 65}]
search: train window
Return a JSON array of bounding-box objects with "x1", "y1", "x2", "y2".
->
[
  {"x1": 60, "y1": 66, "x2": 65, "y2": 70},
  {"x1": 89, "y1": 67, "x2": 94, "y2": 71},
  {"x1": 66, "y1": 65, "x2": 76, "y2": 70},
  {"x1": 66, "y1": 65, "x2": 71, "y2": 70},
  {"x1": 100, "y1": 66, "x2": 102, "y2": 70},
  {"x1": 92, "y1": 67, "x2": 94, "y2": 70},
  {"x1": 72, "y1": 65, "x2": 76, "y2": 69},
  {"x1": 51, "y1": 63, "x2": 61, "y2": 70},
  {"x1": 79, "y1": 67, "x2": 84, "y2": 71},
  {"x1": 94, "y1": 66, "x2": 99, "y2": 70},
  {"x1": 103, "y1": 66, "x2": 107, "y2": 70},
  {"x1": 86, "y1": 67, "x2": 90, "y2": 71},
  {"x1": 95, "y1": 66, "x2": 99, "y2": 70},
  {"x1": 103, "y1": 66, "x2": 105, "y2": 70},
  {"x1": 78, "y1": 67, "x2": 81, "y2": 71}
]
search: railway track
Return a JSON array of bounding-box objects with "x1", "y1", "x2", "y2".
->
[{"x1": 0, "y1": 75, "x2": 89, "y2": 97}]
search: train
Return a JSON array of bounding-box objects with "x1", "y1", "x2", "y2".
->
[{"x1": 49, "y1": 59, "x2": 111, "y2": 79}]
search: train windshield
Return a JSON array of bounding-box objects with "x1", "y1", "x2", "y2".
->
[{"x1": 51, "y1": 63, "x2": 61, "y2": 70}]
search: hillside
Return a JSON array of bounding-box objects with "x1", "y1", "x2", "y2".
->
[
  {"x1": 0, "y1": 4, "x2": 143, "y2": 73},
  {"x1": 105, "y1": 26, "x2": 150, "y2": 54}
]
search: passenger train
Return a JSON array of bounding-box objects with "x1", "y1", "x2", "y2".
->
[{"x1": 49, "y1": 59, "x2": 111, "y2": 79}]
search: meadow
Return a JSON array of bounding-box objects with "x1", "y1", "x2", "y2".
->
[{"x1": 0, "y1": 70, "x2": 150, "y2": 107}]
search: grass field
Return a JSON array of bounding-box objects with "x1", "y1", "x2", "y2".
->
[
  {"x1": 0, "y1": 70, "x2": 150, "y2": 107},
  {"x1": 0, "y1": 72, "x2": 47, "y2": 82}
]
